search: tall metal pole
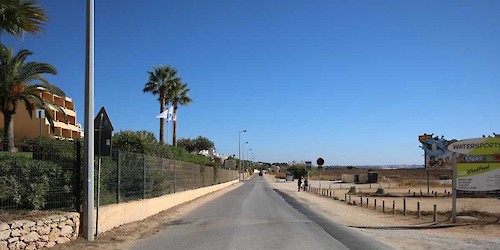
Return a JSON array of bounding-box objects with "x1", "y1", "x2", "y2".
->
[
  {"x1": 238, "y1": 132, "x2": 241, "y2": 181},
  {"x1": 238, "y1": 130, "x2": 246, "y2": 181},
  {"x1": 426, "y1": 151, "x2": 429, "y2": 195},
  {"x1": 83, "y1": 0, "x2": 95, "y2": 241}
]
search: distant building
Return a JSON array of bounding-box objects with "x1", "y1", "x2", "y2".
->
[{"x1": 0, "y1": 89, "x2": 81, "y2": 144}]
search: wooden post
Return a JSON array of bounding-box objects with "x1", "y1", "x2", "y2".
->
[
  {"x1": 417, "y1": 202, "x2": 420, "y2": 218},
  {"x1": 360, "y1": 196, "x2": 363, "y2": 205},
  {"x1": 433, "y1": 205, "x2": 437, "y2": 222},
  {"x1": 392, "y1": 200, "x2": 395, "y2": 214},
  {"x1": 403, "y1": 198, "x2": 406, "y2": 216},
  {"x1": 367, "y1": 198, "x2": 369, "y2": 208},
  {"x1": 374, "y1": 199, "x2": 377, "y2": 210},
  {"x1": 382, "y1": 200, "x2": 385, "y2": 212}
]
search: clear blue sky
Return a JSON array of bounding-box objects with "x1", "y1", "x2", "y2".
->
[{"x1": 4, "y1": 0, "x2": 500, "y2": 165}]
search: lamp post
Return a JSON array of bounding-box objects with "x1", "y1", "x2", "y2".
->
[
  {"x1": 242, "y1": 142, "x2": 248, "y2": 178},
  {"x1": 238, "y1": 130, "x2": 247, "y2": 181},
  {"x1": 247, "y1": 148, "x2": 252, "y2": 171}
]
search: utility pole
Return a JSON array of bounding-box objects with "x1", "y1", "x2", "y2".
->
[{"x1": 83, "y1": 0, "x2": 95, "y2": 241}]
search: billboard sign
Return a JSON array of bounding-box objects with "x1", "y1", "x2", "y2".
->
[
  {"x1": 448, "y1": 137, "x2": 500, "y2": 155},
  {"x1": 456, "y1": 162, "x2": 500, "y2": 192},
  {"x1": 421, "y1": 137, "x2": 453, "y2": 170}
]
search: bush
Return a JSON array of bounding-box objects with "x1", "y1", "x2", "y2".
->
[{"x1": 0, "y1": 155, "x2": 70, "y2": 209}]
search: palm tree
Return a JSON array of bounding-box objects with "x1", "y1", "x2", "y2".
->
[
  {"x1": 0, "y1": 44, "x2": 64, "y2": 151},
  {"x1": 168, "y1": 80, "x2": 192, "y2": 146},
  {"x1": 0, "y1": 0, "x2": 48, "y2": 38},
  {"x1": 143, "y1": 65, "x2": 179, "y2": 144}
]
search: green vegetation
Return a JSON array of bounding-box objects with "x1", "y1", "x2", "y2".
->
[
  {"x1": 168, "y1": 78, "x2": 192, "y2": 146},
  {"x1": 177, "y1": 136, "x2": 215, "y2": 153},
  {"x1": 0, "y1": 0, "x2": 48, "y2": 38},
  {"x1": 143, "y1": 65, "x2": 180, "y2": 144},
  {"x1": 112, "y1": 130, "x2": 213, "y2": 166},
  {"x1": 0, "y1": 154, "x2": 72, "y2": 209},
  {"x1": 288, "y1": 164, "x2": 307, "y2": 178},
  {"x1": 0, "y1": 44, "x2": 64, "y2": 151}
]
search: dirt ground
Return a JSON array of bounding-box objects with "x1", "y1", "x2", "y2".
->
[{"x1": 268, "y1": 174, "x2": 500, "y2": 250}]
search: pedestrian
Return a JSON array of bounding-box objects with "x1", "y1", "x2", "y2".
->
[
  {"x1": 297, "y1": 176, "x2": 302, "y2": 192},
  {"x1": 304, "y1": 177, "x2": 308, "y2": 191}
]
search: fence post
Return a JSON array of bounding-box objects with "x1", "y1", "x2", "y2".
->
[
  {"x1": 173, "y1": 160, "x2": 176, "y2": 193},
  {"x1": 392, "y1": 200, "x2": 395, "y2": 214},
  {"x1": 360, "y1": 196, "x2": 363, "y2": 205},
  {"x1": 116, "y1": 150, "x2": 121, "y2": 204},
  {"x1": 367, "y1": 198, "x2": 369, "y2": 208},
  {"x1": 374, "y1": 199, "x2": 377, "y2": 210},
  {"x1": 382, "y1": 200, "x2": 385, "y2": 212},
  {"x1": 143, "y1": 155, "x2": 146, "y2": 199},
  {"x1": 403, "y1": 198, "x2": 406, "y2": 216},
  {"x1": 434, "y1": 205, "x2": 437, "y2": 222},
  {"x1": 417, "y1": 202, "x2": 420, "y2": 218}
]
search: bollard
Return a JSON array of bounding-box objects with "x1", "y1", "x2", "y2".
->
[
  {"x1": 374, "y1": 199, "x2": 377, "y2": 210},
  {"x1": 360, "y1": 196, "x2": 363, "y2": 205},
  {"x1": 403, "y1": 198, "x2": 406, "y2": 216},
  {"x1": 367, "y1": 198, "x2": 369, "y2": 208},
  {"x1": 392, "y1": 200, "x2": 395, "y2": 214},
  {"x1": 417, "y1": 202, "x2": 420, "y2": 218},
  {"x1": 433, "y1": 205, "x2": 437, "y2": 222},
  {"x1": 382, "y1": 200, "x2": 385, "y2": 212}
]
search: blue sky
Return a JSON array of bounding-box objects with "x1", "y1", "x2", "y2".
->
[{"x1": 4, "y1": 0, "x2": 500, "y2": 165}]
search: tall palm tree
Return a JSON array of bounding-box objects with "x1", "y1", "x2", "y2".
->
[
  {"x1": 0, "y1": 44, "x2": 64, "y2": 151},
  {"x1": 0, "y1": 0, "x2": 48, "y2": 38},
  {"x1": 168, "y1": 80, "x2": 192, "y2": 146},
  {"x1": 142, "y1": 65, "x2": 179, "y2": 144}
]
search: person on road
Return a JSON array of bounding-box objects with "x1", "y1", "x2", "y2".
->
[
  {"x1": 297, "y1": 176, "x2": 302, "y2": 192},
  {"x1": 303, "y1": 177, "x2": 308, "y2": 191}
]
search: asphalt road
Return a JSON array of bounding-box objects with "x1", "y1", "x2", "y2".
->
[{"x1": 129, "y1": 175, "x2": 390, "y2": 250}]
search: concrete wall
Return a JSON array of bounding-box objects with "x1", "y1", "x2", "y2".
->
[{"x1": 95, "y1": 179, "x2": 240, "y2": 234}]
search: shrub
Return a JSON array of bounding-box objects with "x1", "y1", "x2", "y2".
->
[{"x1": 0, "y1": 155, "x2": 70, "y2": 209}]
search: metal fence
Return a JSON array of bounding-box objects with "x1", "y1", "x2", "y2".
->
[
  {"x1": 97, "y1": 150, "x2": 238, "y2": 205},
  {"x1": 0, "y1": 140, "x2": 81, "y2": 210},
  {"x1": 0, "y1": 140, "x2": 239, "y2": 210}
]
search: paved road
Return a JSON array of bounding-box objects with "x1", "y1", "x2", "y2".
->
[{"x1": 129, "y1": 175, "x2": 389, "y2": 250}]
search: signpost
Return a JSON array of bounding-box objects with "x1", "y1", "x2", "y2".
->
[
  {"x1": 317, "y1": 158, "x2": 324, "y2": 189},
  {"x1": 447, "y1": 137, "x2": 500, "y2": 223},
  {"x1": 35, "y1": 109, "x2": 45, "y2": 137}
]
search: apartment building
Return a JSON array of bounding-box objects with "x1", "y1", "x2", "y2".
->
[{"x1": 0, "y1": 90, "x2": 81, "y2": 143}]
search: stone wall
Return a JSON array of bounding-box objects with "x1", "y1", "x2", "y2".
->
[{"x1": 0, "y1": 213, "x2": 79, "y2": 250}]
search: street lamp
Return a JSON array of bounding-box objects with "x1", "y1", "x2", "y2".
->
[
  {"x1": 238, "y1": 130, "x2": 247, "y2": 181},
  {"x1": 242, "y1": 142, "x2": 248, "y2": 177},
  {"x1": 246, "y1": 148, "x2": 252, "y2": 171}
]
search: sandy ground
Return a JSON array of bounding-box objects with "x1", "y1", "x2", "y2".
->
[
  {"x1": 269, "y1": 175, "x2": 500, "y2": 250},
  {"x1": 52, "y1": 182, "x2": 244, "y2": 250}
]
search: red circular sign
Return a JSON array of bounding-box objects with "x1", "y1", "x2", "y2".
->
[{"x1": 316, "y1": 158, "x2": 324, "y2": 166}]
